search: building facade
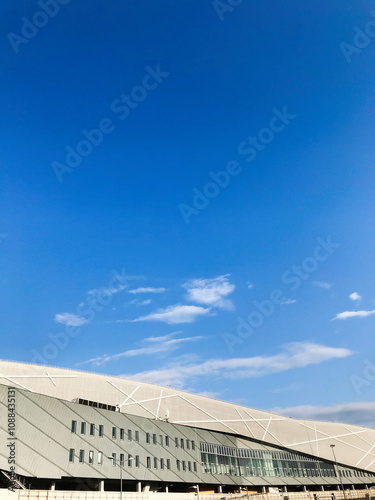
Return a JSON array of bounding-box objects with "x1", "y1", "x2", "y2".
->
[{"x1": 0, "y1": 361, "x2": 374, "y2": 493}]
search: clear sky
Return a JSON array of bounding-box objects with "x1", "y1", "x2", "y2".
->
[{"x1": 1, "y1": 0, "x2": 375, "y2": 427}]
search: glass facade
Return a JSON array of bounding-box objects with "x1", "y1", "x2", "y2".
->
[{"x1": 200, "y1": 442, "x2": 336, "y2": 478}]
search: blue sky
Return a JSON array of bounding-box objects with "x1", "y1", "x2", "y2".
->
[{"x1": 1, "y1": 0, "x2": 375, "y2": 427}]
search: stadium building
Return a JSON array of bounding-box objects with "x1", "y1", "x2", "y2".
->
[{"x1": 1, "y1": 360, "x2": 375, "y2": 495}]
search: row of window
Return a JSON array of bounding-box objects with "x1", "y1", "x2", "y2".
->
[
  {"x1": 200, "y1": 442, "x2": 320, "y2": 463},
  {"x1": 339, "y1": 469, "x2": 375, "y2": 478},
  {"x1": 71, "y1": 420, "x2": 140, "y2": 442},
  {"x1": 68, "y1": 449, "x2": 197, "y2": 473},
  {"x1": 145, "y1": 433, "x2": 195, "y2": 451}
]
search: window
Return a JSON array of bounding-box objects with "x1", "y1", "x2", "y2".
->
[
  {"x1": 167, "y1": 458, "x2": 171, "y2": 469},
  {"x1": 98, "y1": 452, "x2": 103, "y2": 465},
  {"x1": 135, "y1": 430, "x2": 139, "y2": 442},
  {"x1": 182, "y1": 460, "x2": 186, "y2": 471},
  {"x1": 186, "y1": 439, "x2": 190, "y2": 450},
  {"x1": 147, "y1": 457, "x2": 151, "y2": 469},
  {"x1": 153, "y1": 433, "x2": 157, "y2": 445},
  {"x1": 120, "y1": 454, "x2": 124, "y2": 466},
  {"x1": 120, "y1": 428, "x2": 124, "y2": 440},
  {"x1": 154, "y1": 457, "x2": 158, "y2": 469},
  {"x1": 188, "y1": 461, "x2": 191, "y2": 471},
  {"x1": 71, "y1": 420, "x2": 77, "y2": 433},
  {"x1": 128, "y1": 454, "x2": 133, "y2": 467},
  {"x1": 128, "y1": 429, "x2": 132, "y2": 441},
  {"x1": 177, "y1": 460, "x2": 181, "y2": 471},
  {"x1": 79, "y1": 450, "x2": 84, "y2": 463},
  {"x1": 99, "y1": 425, "x2": 104, "y2": 437},
  {"x1": 175, "y1": 437, "x2": 179, "y2": 447},
  {"x1": 111, "y1": 453, "x2": 116, "y2": 466},
  {"x1": 69, "y1": 448, "x2": 74, "y2": 463},
  {"x1": 89, "y1": 451, "x2": 94, "y2": 464},
  {"x1": 146, "y1": 432, "x2": 151, "y2": 444},
  {"x1": 165, "y1": 435, "x2": 170, "y2": 447},
  {"x1": 194, "y1": 462, "x2": 197, "y2": 472},
  {"x1": 135, "y1": 455, "x2": 140, "y2": 468},
  {"x1": 191, "y1": 441, "x2": 195, "y2": 450},
  {"x1": 159, "y1": 434, "x2": 163, "y2": 446},
  {"x1": 160, "y1": 458, "x2": 164, "y2": 469},
  {"x1": 180, "y1": 438, "x2": 184, "y2": 449},
  {"x1": 81, "y1": 422, "x2": 86, "y2": 435},
  {"x1": 112, "y1": 427, "x2": 116, "y2": 439},
  {"x1": 90, "y1": 423, "x2": 95, "y2": 436}
]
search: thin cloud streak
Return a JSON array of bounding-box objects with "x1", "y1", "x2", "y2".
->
[
  {"x1": 129, "y1": 304, "x2": 213, "y2": 324},
  {"x1": 54, "y1": 313, "x2": 89, "y2": 327},
  {"x1": 128, "y1": 287, "x2": 167, "y2": 294},
  {"x1": 313, "y1": 281, "x2": 332, "y2": 289},
  {"x1": 124, "y1": 342, "x2": 353, "y2": 388},
  {"x1": 333, "y1": 310, "x2": 375, "y2": 320},
  {"x1": 183, "y1": 274, "x2": 235, "y2": 310}
]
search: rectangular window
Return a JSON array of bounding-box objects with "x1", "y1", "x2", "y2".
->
[
  {"x1": 160, "y1": 458, "x2": 164, "y2": 470},
  {"x1": 175, "y1": 437, "x2": 179, "y2": 447},
  {"x1": 194, "y1": 462, "x2": 197, "y2": 472},
  {"x1": 69, "y1": 448, "x2": 74, "y2": 463},
  {"x1": 147, "y1": 457, "x2": 151, "y2": 469},
  {"x1": 120, "y1": 428, "x2": 125, "y2": 440},
  {"x1": 153, "y1": 433, "x2": 157, "y2": 445},
  {"x1": 167, "y1": 459, "x2": 171, "y2": 470},
  {"x1": 99, "y1": 425, "x2": 104, "y2": 437},
  {"x1": 146, "y1": 432, "x2": 150, "y2": 444},
  {"x1": 79, "y1": 450, "x2": 84, "y2": 463},
  {"x1": 165, "y1": 435, "x2": 169, "y2": 447},
  {"x1": 188, "y1": 461, "x2": 191, "y2": 471},
  {"x1": 128, "y1": 454, "x2": 133, "y2": 467},
  {"x1": 98, "y1": 452, "x2": 103, "y2": 465},
  {"x1": 135, "y1": 430, "x2": 139, "y2": 442},
  {"x1": 154, "y1": 457, "x2": 158, "y2": 469},
  {"x1": 112, "y1": 427, "x2": 116, "y2": 439},
  {"x1": 180, "y1": 438, "x2": 184, "y2": 449},
  {"x1": 111, "y1": 453, "x2": 116, "y2": 466},
  {"x1": 90, "y1": 423, "x2": 95, "y2": 436},
  {"x1": 128, "y1": 429, "x2": 132, "y2": 441},
  {"x1": 120, "y1": 454, "x2": 124, "y2": 466},
  {"x1": 71, "y1": 420, "x2": 77, "y2": 433},
  {"x1": 159, "y1": 434, "x2": 163, "y2": 446},
  {"x1": 177, "y1": 460, "x2": 180, "y2": 471},
  {"x1": 81, "y1": 422, "x2": 86, "y2": 435},
  {"x1": 186, "y1": 439, "x2": 190, "y2": 450},
  {"x1": 135, "y1": 455, "x2": 140, "y2": 468},
  {"x1": 89, "y1": 451, "x2": 94, "y2": 464},
  {"x1": 191, "y1": 441, "x2": 195, "y2": 451},
  {"x1": 182, "y1": 460, "x2": 186, "y2": 471}
]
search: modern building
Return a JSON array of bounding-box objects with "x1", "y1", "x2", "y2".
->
[{"x1": 1, "y1": 360, "x2": 375, "y2": 494}]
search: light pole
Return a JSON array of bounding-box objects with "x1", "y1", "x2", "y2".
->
[
  {"x1": 108, "y1": 455, "x2": 133, "y2": 500},
  {"x1": 193, "y1": 484, "x2": 200, "y2": 500},
  {"x1": 330, "y1": 445, "x2": 346, "y2": 500}
]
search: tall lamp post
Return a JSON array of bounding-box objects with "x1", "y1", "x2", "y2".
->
[
  {"x1": 108, "y1": 455, "x2": 133, "y2": 500},
  {"x1": 330, "y1": 445, "x2": 346, "y2": 500}
]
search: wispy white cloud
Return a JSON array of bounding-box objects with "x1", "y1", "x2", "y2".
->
[
  {"x1": 272, "y1": 402, "x2": 375, "y2": 428},
  {"x1": 88, "y1": 284, "x2": 127, "y2": 297},
  {"x1": 281, "y1": 299, "x2": 296, "y2": 305},
  {"x1": 247, "y1": 282, "x2": 253, "y2": 289},
  {"x1": 128, "y1": 287, "x2": 167, "y2": 294},
  {"x1": 129, "y1": 298, "x2": 152, "y2": 306},
  {"x1": 183, "y1": 274, "x2": 235, "y2": 310},
  {"x1": 130, "y1": 304, "x2": 212, "y2": 324},
  {"x1": 54, "y1": 313, "x2": 89, "y2": 327},
  {"x1": 79, "y1": 332, "x2": 203, "y2": 366},
  {"x1": 124, "y1": 342, "x2": 352, "y2": 389},
  {"x1": 333, "y1": 310, "x2": 375, "y2": 320},
  {"x1": 349, "y1": 292, "x2": 362, "y2": 302},
  {"x1": 313, "y1": 281, "x2": 332, "y2": 290}
]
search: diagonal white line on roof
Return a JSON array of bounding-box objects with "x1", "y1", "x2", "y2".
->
[
  {"x1": 242, "y1": 409, "x2": 285, "y2": 447},
  {"x1": 118, "y1": 386, "x2": 139, "y2": 408},
  {"x1": 262, "y1": 416, "x2": 273, "y2": 441},
  {"x1": 176, "y1": 394, "x2": 239, "y2": 434},
  {"x1": 0, "y1": 374, "x2": 35, "y2": 392},
  {"x1": 173, "y1": 418, "x2": 285, "y2": 424},
  {"x1": 45, "y1": 372, "x2": 56, "y2": 386},
  {"x1": 355, "y1": 443, "x2": 375, "y2": 467},
  {"x1": 107, "y1": 381, "x2": 157, "y2": 417},
  {"x1": 236, "y1": 408, "x2": 255, "y2": 438},
  {"x1": 342, "y1": 425, "x2": 373, "y2": 449},
  {"x1": 120, "y1": 393, "x2": 179, "y2": 406},
  {"x1": 156, "y1": 390, "x2": 163, "y2": 419}
]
